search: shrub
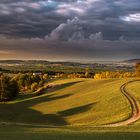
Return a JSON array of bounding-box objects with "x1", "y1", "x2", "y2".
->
[{"x1": 31, "y1": 82, "x2": 38, "y2": 92}]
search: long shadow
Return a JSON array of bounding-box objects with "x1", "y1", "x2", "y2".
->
[
  {"x1": 13, "y1": 80, "x2": 77, "y2": 102},
  {"x1": 0, "y1": 94, "x2": 70, "y2": 125},
  {"x1": 58, "y1": 103, "x2": 96, "y2": 117},
  {"x1": 0, "y1": 80, "x2": 87, "y2": 126},
  {"x1": 0, "y1": 102, "x2": 96, "y2": 126},
  {"x1": 16, "y1": 93, "x2": 73, "y2": 108},
  {"x1": 46, "y1": 81, "x2": 84, "y2": 93},
  {"x1": 14, "y1": 93, "x2": 35, "y2": 101},
  {"x1": 14, "y1": 81, "x2": 84, "y2": 107}
]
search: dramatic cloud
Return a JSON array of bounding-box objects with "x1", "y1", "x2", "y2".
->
[
  {"x1": 120, "y1": 13, "x2": 140, "y2": 23},
  {"x1": 45, "y1": 17, "x2": 84, "y2": 41},
  {"x1": 0, "y1": 33, "x2": 140, "y2": 61},
  {"x1": 0, "y1": 0, "x2": 140, "y2": 61}
]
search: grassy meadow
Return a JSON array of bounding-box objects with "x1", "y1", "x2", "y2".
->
[
  {"x1": 0, "y1": 78, "x2": 140, "y2": 140},
  {"x1": 1, "y1": 125, "x2": 140, "y2": 140}
]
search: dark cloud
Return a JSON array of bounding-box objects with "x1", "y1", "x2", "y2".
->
[
  {"x1": 0, "y1": 0, "x2": 140, "y2": 60},
  {"x1": 0, "y1": 34, "x2": 140, "y2": 61},
  {"x1": 0, "y1": 0, "x2": 139, "y2": 39}
]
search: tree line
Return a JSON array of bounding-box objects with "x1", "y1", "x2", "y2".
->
[
  {"x1": 94, "y1": 63, "x2": 140, "y2": 79},
  {"x1": 0, "y1": 73, "x2": 48, "y2": 101},
  {"x1": 0, "y1": 63, "x2": 140, "y2": 102}
]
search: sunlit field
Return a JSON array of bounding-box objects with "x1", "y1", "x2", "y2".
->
[
  {"x1": 0, "y1": 78, "x2": 132, "y2": 126},
  {"x1": 0, "y1": 78, "x2": 140, "y2": 140}
]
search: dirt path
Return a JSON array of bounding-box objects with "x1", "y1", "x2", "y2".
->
[
  {"x1": 104, "y1": 79, "x2": 140, "y2": 127},
  {"x1": 0, "y1": 80, "x2": 140, "y2": 128}
]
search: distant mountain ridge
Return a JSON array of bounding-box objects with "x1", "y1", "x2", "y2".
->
[
  {"x1": 0, "y1": 59, "x2": 140, "y2": 65},
  {"x1": 0, "y1": 60, "x2": 84, "y2": 66},
  {"x1": 123, "y1": 59, "x2": 140, "y2": 64}
]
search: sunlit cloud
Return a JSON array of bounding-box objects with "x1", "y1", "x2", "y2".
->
[
  {"x1": 55, "y1": 0, "x2": 100, "y2": 16},
  {"x1": 0, "y1": 50, "x2": 11, "y2": 54},
  {"x1": 120, "y1": 13, "x2": 140, "y2": 23}
]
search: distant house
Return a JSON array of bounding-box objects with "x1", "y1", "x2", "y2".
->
[{"x1": 33, "y1": 72, "x2": 42, "y2": 76}]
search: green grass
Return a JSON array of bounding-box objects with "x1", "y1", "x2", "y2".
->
[
  {"x1": 0, "y1": 78, "x2": 132, "y2": 126},
  {"x1": 1, "y1": 125, "x2": 140, "y2": 140},
  {"x1": 0, "y1": 78, "x2": 140, "y2": 140},
  {"x1": 127, "y1": 80, "x2": 140, "y2": 99}
]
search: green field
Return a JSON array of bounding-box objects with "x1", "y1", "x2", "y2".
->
[
  {"x1": 1, "y1": 125, "x2": 140, "y2": 140},
  {"x1": 0, "y1": 78, "x2": 140, "y2": 140}
]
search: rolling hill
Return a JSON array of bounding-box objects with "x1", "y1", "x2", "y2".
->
[
  {"x1": 0, "y1": 78, "x2": 140, "y2": 140},
  {"x1": 0, "y1": 78, "x2": 136, "y2": 126},
  {"x1": 123, "y1": 59, "x2": 140, "y2": 64}
]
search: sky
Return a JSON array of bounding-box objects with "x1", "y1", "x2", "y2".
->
[{"x1": 0, "y1": 0, "x2": 140, "y2": 61}]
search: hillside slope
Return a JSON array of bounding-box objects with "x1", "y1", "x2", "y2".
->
[{"x1": 0, "y1": 78, "x2": 134, "y2": 126}]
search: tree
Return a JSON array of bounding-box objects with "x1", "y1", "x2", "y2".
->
[
  {"x1": 38, "y1": 80, "x2": 44, "y2": 88},
  {"x1": 85, "y1": 71, "x2": 90, "y2": 78},
  {"x1": 85, "y1": 67, "x2": 91, "y2": 78},
  {"x1": 94, "y1": 74, "x2": 102, "y2": 79},
  {"x1": 0, "y1": 74, "x2": 19, "y2": 101},
  {"x1": 135, "y1": 63, "x2": 140, "y2": 77},
  {"x1": 0, "y1": 73, "x2": 4, "y2": 101},
  {"x1": 43, "y1": 74, "x2": 49, "y2": 80}
]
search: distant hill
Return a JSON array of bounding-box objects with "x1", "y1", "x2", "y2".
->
[
  {"x1": 0, "y1": 60, "x2": 49, "y2": 64},
  {"x1": 0, "y1": 60, "x2": 130, "y2": 65},
  {"x1": 123, "y1": 59, "x2": 140, "y2": 64}
]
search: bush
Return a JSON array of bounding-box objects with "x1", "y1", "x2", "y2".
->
[{"x1": 31, "y1": 82, "x2": 38, "y2": 92}]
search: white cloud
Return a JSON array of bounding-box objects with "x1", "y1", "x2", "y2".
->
[
  {"x1": 45, "y1": 17, "x2": 81, "y2": 41},
  {"x1": 45, "y1": 17, "x2": 104, "y2": 42},
  {"x1": 55, "y1": 0, "x2": 100, "y2": 16},
  {"x1": 48, "y1": 17, "x2": 103, "y2": 42},
  {"x1": 120, "y1": 13, "x2": 140, "y2": 23},
  {"x1": 89, "y1": 32, "x2": 103, "y2": 40},
  {"x1": 68, "y1": 31, "x2": 85, "y2": 41}
]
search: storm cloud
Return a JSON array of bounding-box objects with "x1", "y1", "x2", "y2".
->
[{"x1": 0, "y1": 0, "x2": 140, "y2": 61}]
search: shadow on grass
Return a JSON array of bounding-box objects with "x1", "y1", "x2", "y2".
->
[
  {"x1": 47, "y1": 81, "x2": 84, "y2": 93},
  {"x1": 14, "y1": 93, "x2": 35, "y2": 102},
  {"x1": 0, "y1": 80, "x2": 95, "y2": 126},
  {"x1": 58, "y1": 103, "x2": 96, "y2": 117},
  {"x1": 14, "y1": 80, "x2": 84, "y2": 103}
]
